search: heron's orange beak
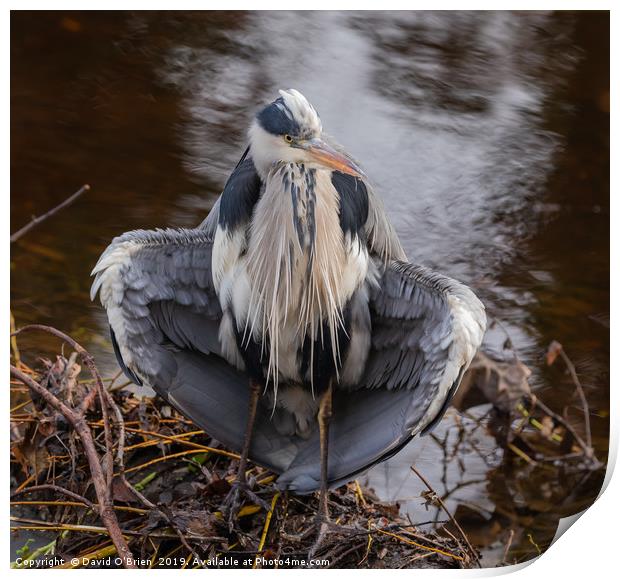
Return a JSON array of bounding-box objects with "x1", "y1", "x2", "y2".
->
[{"x1": 301, "y1": 138, "x2": 365, "y2": 178}]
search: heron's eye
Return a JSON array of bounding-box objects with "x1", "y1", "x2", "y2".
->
[{"x1": 284, "y1": 134, "x2": 293, "y2": 143}]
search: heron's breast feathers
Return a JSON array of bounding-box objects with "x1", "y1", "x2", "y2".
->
[{"x1": 213, "y1": 164, "x2": 372, "y2": 389}]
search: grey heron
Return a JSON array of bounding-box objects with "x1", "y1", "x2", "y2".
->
[{"x1": 91, "y1": 89, "x2": 486, "y2": 538}]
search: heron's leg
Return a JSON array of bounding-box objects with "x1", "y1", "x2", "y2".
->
[
  {"x1": 308, "y1": 381, "x2": 334, "y2": 560},
  {"x1": 220, "y1": 379, "x2": 269, "y2": 525},
  {"x1": 236, "y1": 378, "x2": 261, "y2": 487},
  {"x1": 306, "y1": 382, "x2": 362, "y2": 559},
  {"x1": 317, "y1": 381, "x2": 333, "y2": 521}
]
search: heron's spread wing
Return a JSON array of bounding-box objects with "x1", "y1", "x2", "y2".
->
[
  {"x1": 365, "y1": 261, "x2": 485, "y2": 397},
  {"x1": 90, "y1": 228, "x2": 223, "y2": 386}
]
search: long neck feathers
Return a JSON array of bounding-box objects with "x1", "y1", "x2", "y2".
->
[{"x1": 245, "y1": 163, "x2": 347, "y2": 393}]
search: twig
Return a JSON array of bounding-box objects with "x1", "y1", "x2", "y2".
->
[
  {"x1": 558, "y1": 347, "x2": 593, "y2": 452},
  {"x1": 122, "y1": 429, "x2": 203, "y2": 452},
  {"x1": 12, "y1": 325, "x2": 106, "y2": 397},
  {"x1": 501, "y1": 529, "x2": 514, "y2": 566},
  {"x1": 507, "y1": 442, "x2": 537, "y2": 465},
  {"x1": 10, "y1": 311, "x2": 21, "y2": 365},
  {"x1": 11, "y1": 500, "x2": 146, "y2": 515},
  {"x1": 121, "y1": 426, "x2": 239, "y2": 458},
  {"x1": 78, "y1": 387, "x2": 99, "y2": 415},
  {"x1": 12, "y1": 484, "x2": 95, "y2": 510},
  {"x1": 527, "y1": 533, "x2": 541, "y2": 556},
  {"x1": 13, "y1": 325, "x2": 123, "y2": 483},
  {"x1": 15, "y1": 473, "x2": 37, "y2": 493},
  {"x1": 124, "y1": 449, "x2": 206, "y2": 474},
  {"x1": 158, "y1": 505, "x2": 207, "y2": 567},
  {"x1": 11, "y1": 184, "x2": 90, "y2": 243},
  {"x1": 545, "y1": 341, "x2": 595, "y2": 459},
  {"x1": 326, "y1": 541, "x2": 365, "y2": 568},
  {"x1": 10, "y1": 365, "x2": 136, "y2": 568},
  {"x1": 12, "y1": 326, "x2": 131, "y2": 526},
  {"x1": 253, "y1": 492, "x2": 280, "y2": 568},
  {"x1": 373, "y1": 528, "x2": 463, "y2": 562},
  {"x1": 357, "y1": 520, "x2": 373, "y2": 566},
  {"x1": 522, "y1": 395, "x2": 598, "y2": 465},
  {"x1": 398, "y1": 551, "x2": 433, "y2": 568},
  {"x1": 100, "y1": 380, "x2": 207, "y2": 568},
  {"x1": 10, "y1": 518, "x2": 225, "y2": 542},
  {"x1": 97, "y1": 386, "x2": 114, "y2": 489},
  {"x1": 354, "y1": 479, "x2": 367, "y2": 508},
  {"x1": 409, "y1": 465, "x2": 478, "y2": 567}
]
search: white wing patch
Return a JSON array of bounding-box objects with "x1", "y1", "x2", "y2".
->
[
  {"x1": 412, "y1": 291, "x2": 486, "y2": 435},
  {"x1": 91, "y1": 240, "x2": 141, "y2": 374}
]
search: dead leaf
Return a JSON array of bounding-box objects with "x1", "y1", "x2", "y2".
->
[
  {"x1": 546, "y1": 341, "x2": 563, "y2": 366},
  {"x1": 12, "y1": 435, "x2": 49, "y2": 477},
  {"x1": 463, "y1": 352, "x2": 532, "y2": 413},
  {"x1": 203, "y1": 477, "x2": 230, "y2": 497},
  {"x1": 111, "y1": 478, "x2": 140, "y2": 503},
  {"x1": 420, "y1": 490, "x2": 440, "y2": 510},
  {"x1": 539, "y1": 416, "x2": 554, "y2": 439}
]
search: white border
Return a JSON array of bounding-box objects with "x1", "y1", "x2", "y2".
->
[{"x1": 6, "y1": 3, "x2": 614, "y2": 577}]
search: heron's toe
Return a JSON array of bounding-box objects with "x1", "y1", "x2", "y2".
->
[{"x1": 219, "y1": 480, "x2": 270, "y2": 529}]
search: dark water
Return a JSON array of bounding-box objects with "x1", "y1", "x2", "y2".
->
[{"x1": 11, "y1": 11, "x2": 609, "y2": 565}]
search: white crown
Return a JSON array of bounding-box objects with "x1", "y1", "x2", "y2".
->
[{"x1": 278, "y1": 89, "x2": 322, "y2": 135}]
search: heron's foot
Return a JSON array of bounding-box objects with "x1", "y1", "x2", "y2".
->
[
  {"x1": 219, "y1": 479, "x2": 270, "y2": 530},
  {"x1": 307, "y1": 516, "x2": 331, "y2": 561},
  {"x1": 307, "y1": 513, "x2": 360, "y2": 561}
]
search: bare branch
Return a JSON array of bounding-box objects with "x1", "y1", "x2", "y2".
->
[
  {"x1": 410, "y1": 464, "x2": 479, "y2": 567},
  {"x1": 10, "y1": 364, "x2": 136, "y2": 568},
  {"x1": 11, "y1": 184, "x2": 90, "y2": 243}
]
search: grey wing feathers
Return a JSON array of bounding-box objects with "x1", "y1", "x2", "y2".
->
[
  {"x1": 90, "y1": 228, "x2": 222, "y2": 387},
  {"x1": 276, "y1": 386, "x2": 423, "y2": 493},
  {"x1": 165, "y1": 350, "x2": 301, "y2": 474},
  {"x1": 89, "y1": 225, "x2": 299, "y2": 473},
  {"x1": 362, "y1": 261, "x2": 486, "y2": 431}
]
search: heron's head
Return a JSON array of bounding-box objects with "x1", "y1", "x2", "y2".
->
[{"x1": 249, "y1": 89, "x2": 363, "y2": 179}]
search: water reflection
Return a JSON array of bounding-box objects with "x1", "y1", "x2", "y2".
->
[{"x1": 10, "y1": 10, "x2": 608, "y2": 566}]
